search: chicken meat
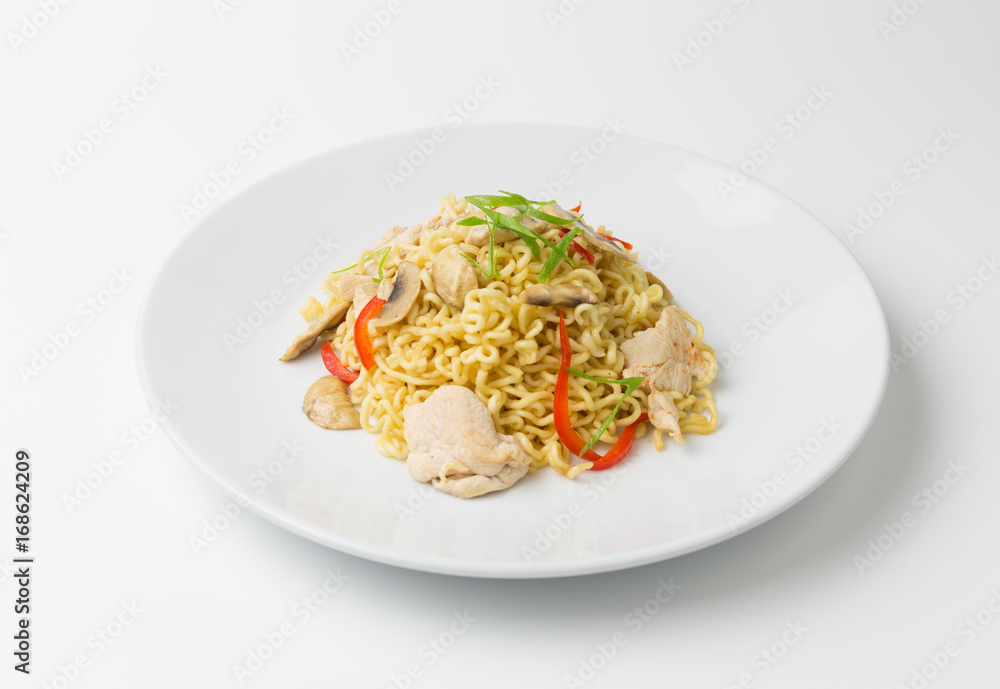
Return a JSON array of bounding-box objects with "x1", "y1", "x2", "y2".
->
[
  {"x1": 403, "y1": 385, "x2": 531, "y2": 498},
  {"x1": 621, "y1": 305, "x2": 711, "y2": 439}
]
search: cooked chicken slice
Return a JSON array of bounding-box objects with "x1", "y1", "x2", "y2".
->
[
  {"x1": 352, "y1": 282, "x2": 378, "y2": 316},
  {"x1": 430, "y1": 245, "x2": 477, "y2": 310},
  {"x1": 279, "y1": 301, "x2": 350, "y2": 361},
  {"x1": 466, "y1": 225, "x2": 518, "y2": 247},
  {"x1": 648, "y1": 390, "x2": 684, "y2": 443},
  {"x1": 302, "y1": 376, "x2": 361, "y2": 429},
  {"x1": 622, "y1": 305, "x2": 710, "y2": 398},
  {"x1": 403, "y1": 385, "x2": 530, "y2": 498},
  {"x1": 642, "y1": 361, "x2": 695, "y2": 396},
  {"x1": 465, "y1": 206, "x2": 543, "y2": 246},
  {"x1": 522, "y1": 283, "x2": 599, "y2": 307},
  {"x1": 375, "y1": 276, "x2": 394, "y2": 300},
  {"x1": 350, "y1": 277, "x2": 397, "y2": 323},
  {"x1": 337, "y1": 274, "x2": 374, "y2": 302},
  {"x1": 371, "y1": 224, "x2": 412, "y2": 252},
  {"x1": 372, "y1": 215, "x2": 444, "y2": 253}
]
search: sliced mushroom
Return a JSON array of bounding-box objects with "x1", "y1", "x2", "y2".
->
[
  {"x1": 303, "y1": 376, "x2": 361, "y2": 429},
  {"x1": 430, "y1": 245, "x2": 478, "y2": 310},
  {"x1": 539, "y1": 204, "x2": 636, "y2": 263},
  {"x1": 372, "y1": 260, "x2": 421, "y2": 327},
  {"x1": 279, "y1": 301, "x2": 350, "y2": 361},
  {"x1": 522, "y1": 283, "x2": 599, "y2": 307},
  {"x1": 496, "y1": 206, "x2": 549, "y2": 232},
  {"x1": 645, "y1": 271, "x2": 673, "y2": 303}
]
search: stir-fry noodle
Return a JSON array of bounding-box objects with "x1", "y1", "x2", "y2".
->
[{"x1": 299, "y1": 194, "x2": 718, "y2": 479}]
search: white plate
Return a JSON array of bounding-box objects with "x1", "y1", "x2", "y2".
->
[{"x1": 137, "y1": 123, "x2": 889, "y2": 578}]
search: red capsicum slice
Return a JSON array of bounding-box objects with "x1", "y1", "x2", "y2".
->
[
  {"x1": 353, "y1": 296, "x2": 385, "y2": 371},
  {"x1": 588, "y1": 413, "x2": 649, "y2": 471},
  {"x1": 557, "y1": 228, "x2": 597, "y2": 264},
  {"x1": 555, "y1": 312, "x2": 601, "y2": 461},
  {"x1": 555, "y1": 313, "x2": 648, "y2": 470},
  {"x1": 321, "y1": 341, "x2": 359, "y2": 385}
]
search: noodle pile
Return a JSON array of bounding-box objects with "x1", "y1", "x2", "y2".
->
[{"x1": 305, "y1": 195, "x2": 718, "y2": 477}]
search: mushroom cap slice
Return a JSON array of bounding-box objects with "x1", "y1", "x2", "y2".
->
[
  {"x1": 539, "y1": 204, "x2": 636, "y2": 263},
  {"x1": 302, "y1": 376, "x2": 361, "y2": 429},
  {"x1": 522, "y1": 283, "x2": 599, "y2": 308},
  {"x1": 372, "y1": 260, "x2": 421, "y2": 327},
  {"x1": 430, "y1": 245, "x2": 478, "y2": 311},
  {"x1": 279, "y1": 301, "x2": 350, "y2": 361}
]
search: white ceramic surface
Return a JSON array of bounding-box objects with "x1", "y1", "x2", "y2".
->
[{"x1": 136, "y1": 123, "x2": 889, "y2": 578}]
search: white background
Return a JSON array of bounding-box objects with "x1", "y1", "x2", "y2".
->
[{"x1": 3, "y1": 0, "x2": 999, "y2": 687}]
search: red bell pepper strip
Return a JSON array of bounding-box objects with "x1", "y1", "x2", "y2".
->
[
  {"x1": 588, "y1": 413, "x2": 649, "y2": 471},
  {"x1": 353, "y1": 296, "x2": 385, "y2": 371},
  {"x1": 320, "y1": 341, "x2": 359, "y2": 385},
  {"x1": 555, "y1": 313, "x2": 649, "y2": 470},
  {"x1": 555, "y1": 313, "x2": 601, "y2": 461},
  {"x1": 570, "y1": 203, "x2": 582, "y2": 213},
  {"x1": 557, "y1": 228, "x2": 596, "y2": 264}
]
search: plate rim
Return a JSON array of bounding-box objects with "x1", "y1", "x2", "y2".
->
[{"x1": 135, "y1": 122, "x2": 891, "y2": 578}]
